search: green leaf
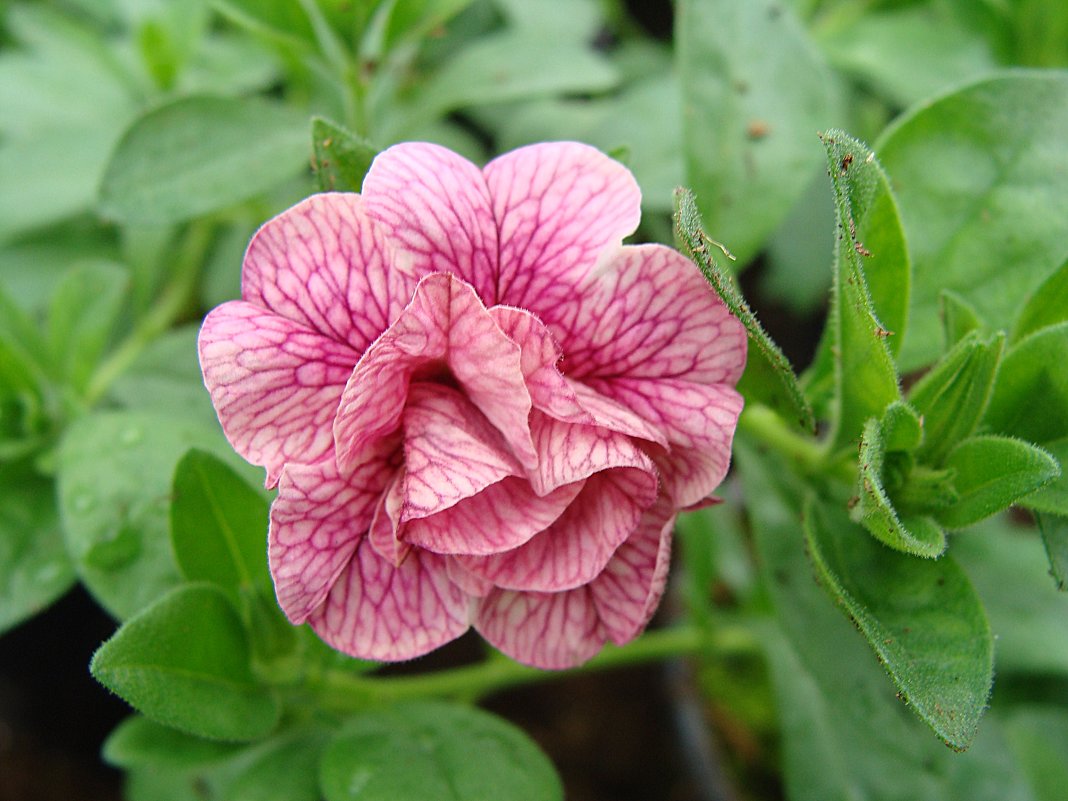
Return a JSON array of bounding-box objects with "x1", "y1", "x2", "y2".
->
[
  {"x1": 91, "y1": 583, "x2": 280, "y2": 741},
  {"x1": 1005, "y1": 708, "x2": 1068, "y2": 801},
  {"x1": 985, "y1": 320, "x2": 1068, "y2": 445},
  {"x1": 1020, "y1": 437, "x2": 1068, "y2": 517},
  {"x1": 103, "y1": 716, "x2": 243, "y2": 769},
  {"x1": 319, "y1": 701, "x2": 563, "y2": 801},
  {"x1": 803, "y1": 494, "x2": 993, "y2": 750},
  {"x1": 676, "y1": 0, "x2": 838, "y2": 264},
  {"x1": 99, "y1": 95, "x2": 309, "y2": 226},
  {"x1": 46, "y1": 262, "x2": 129, "y2": 393},
  {"x1": 0, "y1": 463, "x2": 75, "y2": 634},
  {"x1": 57, "y1": 410, "x2": 251, "y2": 619},
  {"x1": 212, "y1": 0, "x2": 317, "y2": 47},
  {"x1": 737, "y1": 442, "x2": 1028, "y2": 796},
  {"x1": 674, "y1": 187, "x2": 814, "y2": 432},
  {"x1": 392, "y1": 32, "x2": 617, "y2": 135},
  {"x1": 171, "y1": 449, "x2": 270, "y2": 593},
  {"x1": 224, "y1": 729, "x2": 328, "y2": 801},
  {"x1": 877, "y1": 72, "x2": 1068, "y2": 370},
  {"x1": 817, "y1": 6, "x2": 995, "y2": 108},
  {"x1": 1013, "y1": 256, "x2": 1068, "y2": 343},
  {"x1": 940, "y1": 289, "x2": 984, "y2": 351},
  {"x1": 1036, "y1": 512, "x2": 1068, "y2": 591},
  {"x1": 311, "y1": 117, "x2": 377, "y2": 193},
  {"x1": 881, "y1": 399, "x2": 922, "y2": 453},
  {"x1": 821, "y1": 131, "x2": 902, "y2": 451},
  {"x1": 908, "y1": 330, "x2": 1003, "y2": 465},
  {"x1": 954, "y1": 517, "x2": 1068, "y2": 674},
  {"x1": 937, "y1": 436, "x2": 1060, "y2": 529},
  {"x1": 378, "y1": 0, "x2": 477, "y2": 50},
  {"x1": 856, "y1": 417, "x2": 947, "y2": 557}
]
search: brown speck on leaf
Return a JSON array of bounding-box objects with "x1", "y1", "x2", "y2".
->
[
  {"x1": 323, "y1": 137, "x2": 333, "y2": 148},
  {"x1": 855, "y1": 242, "x2": 873, "y2": 257},
  {"x1": 875, "y1": 327, "x2": 893, "y2": 338},
  {"x1": 840, "y1": 153, "x2": 853, "y2": 174},
  {"x1": 746, "y1": 119, "x2": 770, "y2": 139}
]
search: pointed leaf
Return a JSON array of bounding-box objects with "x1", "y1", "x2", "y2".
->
[
  {"x1": 319, "y1": 701, "x2": 563, "y2": 801},
  {"x1": 1013, "y1": 256, "x2": 1068, "y2": 343},
  {"x1": 90, "y1": 583, "x2": 281, "y2": 741},
  {"x1": 1020, "y1": 436, "x2": 1068, "y2": 517},
  {"x1": 224, "y1": 729, "x2": 328, "y2": 801},
  {"x1": 936, "y1": 436, "x2": 1060, "y2": 529},
  {"x1": 856, "y1": 417, "x2": 946, "y2": 557},
  {"x1": 877, "y1": 72, "x2": 1068, "y2": 370},
  {"x1": 674, "y1": 187, "x2": 813, "y2": 431},
  {"x1": 311, "y1": 116, "x2": 377, "y2": 193},
  {"x1": 985, "y1": 320, "x2": 1068, "y2": 445},
  {"x1": 677, "y1": 0, "x2": 837, "y2": 264},
  {"x1": 171, "y1": 449, "x2": 270, "y2": 593},
  {"x1": 881, "y1": 399, "x2": 922, "y2": 453},
  {"x1": 939, "y1": 290, "x2": 983, "y2": 351},
  {"x1": 103, "y1": 716, "x2": 242, "y2": 769},
  {"x1": 822, "y1": 131, "x2": 901, "y2": 451},
  {"x1": 803, "y1": 495, "x2": 993, "y2": 750},
  {"x1": 1035, "y1": 512, "x2": 1068, "y2": 591},
  {"x1": 908, "y1": 330, "x2": 1003, "y2": 465},
  {"x1": 99, "y1": 96, "x2": 308, "y2": 226}
]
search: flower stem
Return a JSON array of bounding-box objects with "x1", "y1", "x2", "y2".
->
[
  {"x1": 739, "y1": 404, "x2": 855, "y2": 484},
  {"x1": 84, "y1": 220, "x2": 214, "y2": 406},
  {"x1": 312, "y1": 625, "x2": 751, "y2": 713}
]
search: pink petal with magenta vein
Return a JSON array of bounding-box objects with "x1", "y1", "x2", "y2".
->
[
  {"x1": 550, "y1": 244, "x2": 747, "y2": 385},
  {"x1": 485, "y1": 142, "x2": 641, "y2": 312},
  {"x1": 268, "y1": 438, "x2": 397, "y2": 624},
  {"x1": 242, "y1": 193, "x2": 411, "y2": 353},
  {"x1": 362, "y1": 143, "x2": 499, "y2": 301},
  {"x1": 489, "y1": 306, "x2": 589, "y2": 424},
  {"x1": 333, "y1": 273, "x2": 535, "y2": 473},
  {"x1": 591, "y1": 495, "x2": 676, "y2": 645},
  {"x1": 566, "y1": 380, "x2": 666, "y2": 446},
  {"x1": 475, "y1": 586, "x2": 605, "y2": 669},
  {"x1": 401, "y1": 384, "x2": 521, "y2": 519},
  {"x1": 367, "y1": 471, "x2": 409, "y2": 567},
  {"x1": 403, "y1": 476, "x2": 582, "y2": 556},
  {"x1": 199, "y1": 301, "x2": 360, "y2": 486},
  {"x1": 585, "y1": 377, "x2": 744, "y2": 506},
  {"x1": 525, "y1": 411, "x2": 658, "y2": 497},
  {"x1": 458, "y1": 467, "x2": 655, "y2": 593},
  {"x1": 308, "y1": 538, "x2": 471, "y2": 662}
]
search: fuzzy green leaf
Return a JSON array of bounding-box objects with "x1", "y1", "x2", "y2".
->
[
  {"x1": 103, "y1": 716, "x2": 243, "y2": 769},
  {"x1": 937, "y1": 436, "x2": 1060, "y2": 529},
  {"x1": 803, "y1": 495, "x2": 993, "y2": 750},
  {"x1": 1013, "y1": 256, "x2": 1068, "y2": 343},
  {"x1": 821, "y1": 130, "x2": 902, "y2": 451},
  {"x1": 939, "y1": 290, "x2": 984, "y2": 351},
  {"x1": 985, "y1": 320, "x2": 1068, "y2": 445},
  {"x1": 908, "y1": 330, "x2": 1003, "y2": 465},
  {"x1": 311, "y1": 117, "x2": 377, "y2": 193},
  {"x1": 320, "y1": 701, "x2": 563, "y2": 801},
  {"x1": 674, "y1": 187, "x2": 813, "y2": 431},
  {"x1": 91, "y1": 583, "x2": 280, "y2": 741},
  {"x1": 1035, "y1": 512, "x2": 1068, "y2": 591}
]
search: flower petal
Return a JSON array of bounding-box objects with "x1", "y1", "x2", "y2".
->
[
  {"x1": 489, "y1": 306, "x2": 589, "y2": 424},
  {"x1": 485, "y1": 142, "x2": 641, "y2": 312},
  {"x1": 401, "y1": 384, "x2": 520, "y2": 519},
  {"x1": 307, "y1": 538, "x2": 471, "y2": 662},
  {"x1": 242, "y1": 193, "x2": 410, "y2": 353},
  {"x1": 590, "y1": 495, "x2": 675, "y2": 645},
  {"x1": 403, "y1": 477, "x2": 582, "y2": 556},
  {"x1": 362, "y1": 142, "x2": 499, "y2": 301},
  {"x1": 199, "y1": 301, "x2": 359, "y2": 486},
  {"x1": 475, "y1": 586, "x2": 604, "y2": 669},
  {"x1": 551, "y1": 244, "x2": 747, "y2": 384},
  {"x1": 333, "y1": 273, "x2": 536, "y2": 472},
  {"x1": 586, "y1": 377, "x2": 744, "y2": 506},
  {"x1": 567, "y1": 379, "x2": 666, "y2": 446},
  {"x1": 268, "y1": 440, "x2": 397, "y2": 624},
  {"x1": 457, "y1": 467, "x2": 656, "y2": 593},
  {"x1": 367, "y1": 471, "x2": 409, "y2": 566}
]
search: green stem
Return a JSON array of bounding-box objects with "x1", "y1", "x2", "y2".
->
[
  {"x1": 312, "y1": 625, "x2": 749, "y2": 713},
  {"x1": 84, "y1": 220, "x2": 214, "y2": 406},
  {"x1": 739, "y1": 404, "x2": 855, "y2": 484}
]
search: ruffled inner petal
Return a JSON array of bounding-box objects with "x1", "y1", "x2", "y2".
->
[
  {"x1": 362, "y1": 142, "x2": 500, "y2": 302},
  {"x1": 590, "y1": 495, "x2": 676, "y2": 645},
  {"x1": 242, "y1": 193, "x2": 411, "y2": 353},
  {"x1": 475, "y1": 585, "x2": 605, "y2": 669},
  {"x1": 268, "y1": 437, "x2": 398, "y2": 625},
  {"x1": 457, "y1": 466, "x2": 656, "y2": 593},
  {"x1": 485, "y1": 142, "x2": 641, "y2": 313},
  {"x1": 199, "y1": 301, "x2": 360, "y2": 486},
  {"x1": 333, "y1": 273, "x2": 536, "y2": 473},
  {"x1": 307, "y1": 538, "x2": 471, "y2": 662}
]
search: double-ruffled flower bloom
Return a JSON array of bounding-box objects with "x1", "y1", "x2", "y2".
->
[{"x1": 199, "y1": 142, "x2": 745, "y2": 669}]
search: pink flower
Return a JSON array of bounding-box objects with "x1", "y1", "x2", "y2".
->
[{"x1": 199, "y1": 142, "x2": 745, "y2": 669}]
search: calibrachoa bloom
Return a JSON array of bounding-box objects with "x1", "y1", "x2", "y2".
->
[{"x1": 199, "y1": 142, "x2": 746, "y2": 669}]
